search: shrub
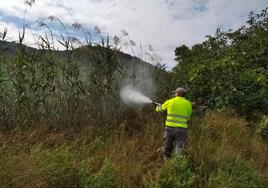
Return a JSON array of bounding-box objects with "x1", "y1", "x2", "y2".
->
[
  {"x1": 34, "y1": 146, "x2": 79, "y2": 187},
  {"x1": 256, "y1": 115, "x2": 268, "y2": 141},
  {"x1": 35, "y1": 147, "x2": 117, "y2": 188},
  {"x1": 207, "y1": 156, "x2": 261, "y2": 188},
  {"x1": 80, "y1": 159, "x2": 117, "y2": 188},
  {"x1": 157, "y1": 156, "x2": 196, "y2": 188}
]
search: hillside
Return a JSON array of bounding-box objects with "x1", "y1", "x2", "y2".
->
[{"x1": 0, "y1": 40, "x2": 153, "y2": 68}]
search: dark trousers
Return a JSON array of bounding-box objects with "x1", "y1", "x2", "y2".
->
[{"x1": 164, "y1": 126, "x2": 187, "y2": 158}]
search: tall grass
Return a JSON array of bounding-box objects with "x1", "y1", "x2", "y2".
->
[
  {"x1": 0, "y1": 14, "x2": 163, "y2": 131},
  {"x1": 0, "y1": 112, "x2": 267, "y2": 187},
  {"x1": 188, "y1": 111, "x2": 268, "y2": 187}
]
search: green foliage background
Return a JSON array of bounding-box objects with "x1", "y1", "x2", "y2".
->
[{"x1": 169, "y1": 8, "x2": 268, "y2": 118}]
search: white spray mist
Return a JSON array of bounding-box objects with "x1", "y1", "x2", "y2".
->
[{"x1": 120, "y1": 85, "x2": 152, "y2": 107}]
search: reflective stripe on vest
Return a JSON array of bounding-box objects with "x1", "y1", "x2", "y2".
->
[
  {"x1": 166, "y1": 120, "x2": 187, "y2": 124},
  {"x1": 166, "y1": 113, "x2": 188, "y2": 128},
  {"x1": 167, "y1": 114, "x2": 188, "y2": 119}
]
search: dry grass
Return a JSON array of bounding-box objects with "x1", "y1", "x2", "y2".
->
[
  {"x1": 188, "y1": 111, "x2": 268, "y2": 187},
  {"x1": 0, "y1": 117, "x2": 164, "y2": 187},
  {"x1": 0, "y1": 112, "x2": 267, "y2": 187}
]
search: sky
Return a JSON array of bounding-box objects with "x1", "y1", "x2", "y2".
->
[{"x1": 0, "y1": 0, "x2": 267, "y2": 68}]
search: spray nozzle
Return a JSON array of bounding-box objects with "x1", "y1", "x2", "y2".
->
[{"x1": 152, "y1": 101, "x2": 161, "y2": 106}]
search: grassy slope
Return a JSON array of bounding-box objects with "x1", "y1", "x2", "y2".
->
[{"x1": 0, "y1": 111, "x2": 267, "y2": 187}]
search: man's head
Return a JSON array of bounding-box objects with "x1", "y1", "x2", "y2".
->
[{"x1": 174, "y1": 87, "x2": 187, "y2": 97}]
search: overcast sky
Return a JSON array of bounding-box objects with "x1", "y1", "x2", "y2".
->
[{"x1": 0, "y1": 0, "x2": 267, "y2": 68}]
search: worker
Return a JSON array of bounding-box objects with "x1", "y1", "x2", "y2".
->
[{"x1": 156, "y1": 87, "x2": 192, "y2": 159}]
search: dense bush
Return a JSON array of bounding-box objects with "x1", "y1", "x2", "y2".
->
[
  {"x1": 207, "y1": 156, "x2": 261, "y2": 188},
  {"x1": 257, "y1": 115, "x2": 268, "y2": 141},
  {"x1": 80, "y1": 160, "x2": 117, "y2": 188},
  {"x1": 157, "y1": 156, "x2": 196, "y2": 188},
  {"x1": 35, "y1": 147, "x2": 79, "y2": 187},
  {"x1": 188, "y1": 111, "x2": 267, "y2": 187}
]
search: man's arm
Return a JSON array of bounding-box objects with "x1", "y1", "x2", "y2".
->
[
  {"x1": 156, "y1": 100, "x2": 169, "y2": 112},
  {"x1": 188, "y1": 103, "x2": 193, "y2": 120}
]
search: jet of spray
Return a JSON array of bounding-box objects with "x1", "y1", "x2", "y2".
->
[{"x1": 120, "y1": 85, "x2": 153, "y2": 107}]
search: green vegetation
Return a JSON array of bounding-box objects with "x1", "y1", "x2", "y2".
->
[
  {"x1": 0, "y1": 139, "x2": 117, "y2": 187},
  {"x1": 171, "y1": 8, "x2": 268, "y2": 118},
  {"x1": 207, "y1": 156, "x2": 261, "y2": 188},
  {"x1": 257, "y1": 115, "x2": 268, "y2": 141},
  {"x1": 157, "y1": 156, "x2": 196, "y2": 188},
  {"x1": 0, "y1": 4, "x2": 267, "y2": 188},
  {"x1": 0, "y1": 112, "x2": 267, "y2": 187}
]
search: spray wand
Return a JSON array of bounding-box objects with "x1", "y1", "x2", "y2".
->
[{"x1": 152, "y1": 101, "x2": 161, "y2": 106}]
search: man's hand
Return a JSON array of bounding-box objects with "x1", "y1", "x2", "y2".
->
[{"x1": 156, "y1": 104, "x2": 162, "y2": 112}]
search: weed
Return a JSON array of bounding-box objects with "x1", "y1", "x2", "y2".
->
[
  {"x1": 157, "y1": 156, "x2": 196, "y2": 188},
  {"x1": 207, "y1": 156, "x2": 261, "y2": 188}
]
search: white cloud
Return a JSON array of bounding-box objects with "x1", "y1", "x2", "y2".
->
[{"x1": 0, "y1": 0, "x2": 267, "y2": 68}]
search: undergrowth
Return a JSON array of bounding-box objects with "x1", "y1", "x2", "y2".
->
[{"x1": 0, "y1": 112, "x2": 267, "y2": 187}]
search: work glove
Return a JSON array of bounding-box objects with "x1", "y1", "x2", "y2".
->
[{"x1": 156, "y1": 104, "x2": 162, "y2": 112}]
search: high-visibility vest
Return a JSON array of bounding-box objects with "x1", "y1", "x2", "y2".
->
[{"x1": 156, "y1": 96, "x2": 192, "y2": 128}]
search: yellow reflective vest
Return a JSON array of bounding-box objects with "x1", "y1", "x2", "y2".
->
[{"x1": 156, "y1": 96, "x2": 192, "y2": 128}]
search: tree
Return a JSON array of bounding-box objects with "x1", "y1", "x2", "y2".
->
[{"x1": 172, "y1": 8, "x2": 268, "y2": 117}]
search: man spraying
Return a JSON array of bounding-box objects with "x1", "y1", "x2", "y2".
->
[{"x1": 155, "y1": 87, "x2": 192, "y2": 159}]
